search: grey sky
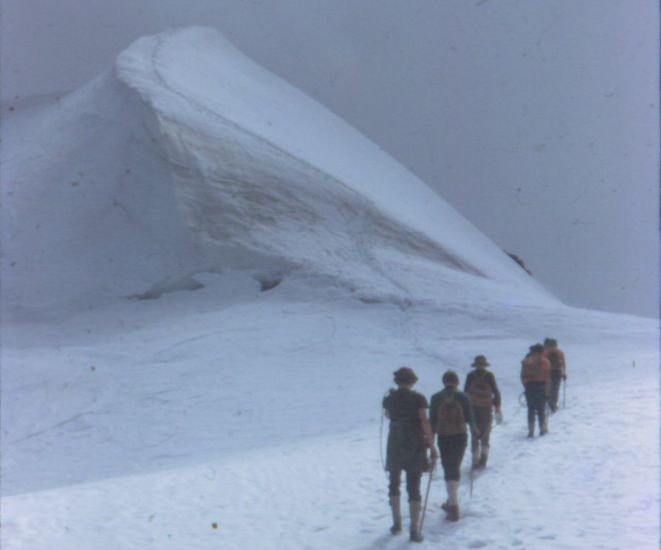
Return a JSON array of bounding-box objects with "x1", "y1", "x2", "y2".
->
[{"x1": 2, "y1": 0, "x2": 658, "y2": 317}]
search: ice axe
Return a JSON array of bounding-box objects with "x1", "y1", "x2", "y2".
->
[{"x1": 419, "y1": 458, "x2": 436, "y2": 534}]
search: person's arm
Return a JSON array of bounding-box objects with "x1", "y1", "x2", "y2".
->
[
  {"x1": 418, "y1": 409, "x2": 434, "y2": 447},
  {"x1": 463, "y1": 372, "x2": 472, "y2": 394},
  {"x1": 520, "y1": 361, "x2": 527, "y2": 387},
  {"x1": 559, "y1": 350, "x2": 567, "y2": 379},
  {"x1": 489, "y1": 373, "x2": 503, "y2": 423},
  {"x1": 461, "y1": 393, "x2": 476, "y2": 433},
  {"x1": 490, "y1": 372, "x2": 502, "y2": 409},
  {"x1": 542, "y1": 358, "x2": 551, "y2": 394},
  {"x1": 418, "y1": 408, "x2": 439, "y2": 461},
  {"x1": 429, "y1": 394, "x2": 438, "y2": 433}
]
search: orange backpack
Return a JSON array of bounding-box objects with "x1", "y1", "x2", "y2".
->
[{"x1": 523, "y1": 357, "x2": 544, "y2": 381}]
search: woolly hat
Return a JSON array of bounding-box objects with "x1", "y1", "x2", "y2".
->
[{"x1": 442, "y1": 370, "x2": 460, "y2": 387}]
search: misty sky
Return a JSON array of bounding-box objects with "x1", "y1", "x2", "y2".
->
[{"x1": 2, "y1": 0, "x2": 658, "y2": 318}]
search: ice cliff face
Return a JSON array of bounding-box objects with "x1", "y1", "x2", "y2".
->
[{"x1": 1, "y1": 27, "x2": 550, "y2": 321}]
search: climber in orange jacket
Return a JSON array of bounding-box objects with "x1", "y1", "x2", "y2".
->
[{"x1": 520, "y1": 344, "x2": 551, "y2": 437}]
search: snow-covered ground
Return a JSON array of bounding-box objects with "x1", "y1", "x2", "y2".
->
[
  {"x1": 1, "y1": 27, "x2": 658, "y2": 549},
  {"x1": 2, "y1": 278, "x2": 658, "y2": 549}
]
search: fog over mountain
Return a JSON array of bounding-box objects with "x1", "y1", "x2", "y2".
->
[{"x1": 1, "y1": 0, "x2": 659, "y2": 318}]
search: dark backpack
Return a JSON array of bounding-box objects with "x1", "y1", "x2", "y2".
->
[{"x1": 436, "y1": 393, "x2": 466, "y2": 436}]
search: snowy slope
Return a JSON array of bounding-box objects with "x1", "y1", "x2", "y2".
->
[
  {"x1": 1, "y1": 27, "x2": 658, "y2": 550},
  {"x1": 1, "y1": 278, "x2": 658, "y2": 549},
  {"x1": 1, "y1": 27, "x2": 547, "y2": 322}
]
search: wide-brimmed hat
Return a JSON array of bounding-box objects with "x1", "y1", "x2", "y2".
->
[
  {"x1": 471, "y1": 355, "x2": 490, "y2": 368},
  {"x1": 393, "y1": 366, "x2": 418, "y2": 385}
]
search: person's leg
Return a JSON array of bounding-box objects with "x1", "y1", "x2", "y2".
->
[
  {"x1": 438, "y1": 435, "x2": 451, "y2": 481},
  {"x1": 470, "y1": 429, "x2": 480, "y2": 469},
  {"x1": 405, "y1": 470, "x2": 422, "y2": 503},
  {"x1": 479, "y1": 415, "x2": 493, "y2": 467},
  {"x1": 445, "y1": 433, "x2": 466, "y2": 521},
  {"x1": 406, "y1": 470, "x2": 424, "y2": 542},
  {"x1": 525, "y1": 389, "x2": 535, "y2": 437},
  {"x1": 549, "y1": 377, "x2": 560, "y2": 412},
  {"x1": 536, "y1": 387, "x2": 548, "y2": 434},
  {"x1": 438, "y1": 435, "x2": 454, "y2": 511},
  {"x1": 471, "y1": 407, "x2": 486, "y2": 467},
  {"x1": 388, "y1": 470, "x2": 402, "y2": 534},
  {"x1": 388, "y1": 470, "x2": 401, "y2": 497}
]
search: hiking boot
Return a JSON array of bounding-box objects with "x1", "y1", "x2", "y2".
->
[
  {"x1": 478, "y1": 454, "x2": 488, "y2": 469},
  {"x1": 409, "y1": 501, "x2": 423, "y2": 542},
  {"x1": 446, "y1": 505, "x2": 460, "y2": 522},
  {"x1": 445, "y1": 479, "x2": 460, "y2": 520},
  {"x1": 527, "y1": 421, "x2": 535, "y2": 438},
  {"x1": 441, "y1": 501, "x2": 449, "y2": 512},
  {"x1": 389, "y1": 496, "x2": 402, "y2": 535},
  {"x1": 390, "y1": 524, "x2": 402, "y2": 535}
]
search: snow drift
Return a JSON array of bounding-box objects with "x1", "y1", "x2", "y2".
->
[{"x1": 1, "y1": 26, "x2": 549, "y2": 321}]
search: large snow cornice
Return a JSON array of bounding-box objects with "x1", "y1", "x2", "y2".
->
[
  {"x1": 116, "y1": 27, "x2": 539, "y2": 287},
  {"x1": 2, "y1": 27, "x2": 550, "y2": 321}
]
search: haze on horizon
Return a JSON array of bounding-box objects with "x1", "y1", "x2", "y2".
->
[{"x1": 1, "y1": 0, "x2": 658, "y2": 318}]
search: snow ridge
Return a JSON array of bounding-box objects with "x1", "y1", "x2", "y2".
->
[{"x1": 2, "y1": 26, "x2": 548, "y2": 321}]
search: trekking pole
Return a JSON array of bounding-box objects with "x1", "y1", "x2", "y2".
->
[
  {"x1": 379, "y1": 390, "x2": 392, "y2": 476},
  {"x1": 379, "y1": 406, "x2": 385, "y2": 471},
  {"x1": 419, "y1": 462, "x2": 435, "y2": 533},
  {"x1": 469, "y1": 465, "x2": 474, "y2": 498}
]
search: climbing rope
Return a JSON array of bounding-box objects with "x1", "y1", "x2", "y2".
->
[{"x1": 498, "y1": 392, "x2": 526, "y2": 427}]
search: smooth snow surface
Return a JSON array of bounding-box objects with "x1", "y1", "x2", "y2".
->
[{"x1": 1, "y1": 27, "x2": 658, "y2": 550}]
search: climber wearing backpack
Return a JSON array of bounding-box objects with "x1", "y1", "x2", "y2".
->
[
  {"x1": 544, "y1": 338, "x2": 567, "y2": 413},
  {"x1": 521, "y1": 344, "x2": 551, "y2": 437},
  {"x1": 383, "y1": 367, "x2": 438, "y2": 543},
  {"x1": 464, "y1": 355, "x2": 502, "y2": 469},
  {"x1": 429, "y1": 370, "x2": 474, "y2": 522}
]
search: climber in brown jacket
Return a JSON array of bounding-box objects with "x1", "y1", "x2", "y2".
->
[
  {"x1": 544, "y1": 338, "x2": 567, "y2": 413},
  {"x1": 464, "y1": 355, "x2": 502, "y2": 469}
]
